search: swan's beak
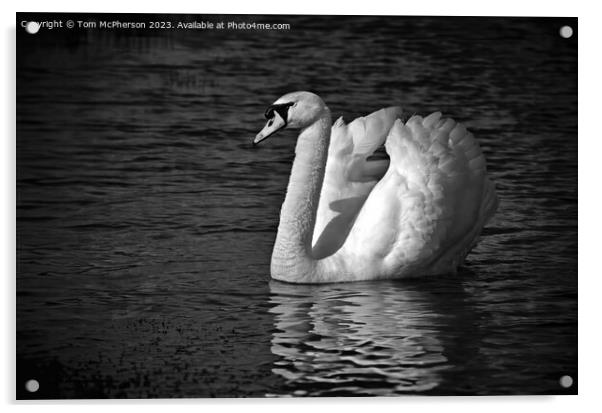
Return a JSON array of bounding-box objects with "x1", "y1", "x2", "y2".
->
[{"x1": 254, "y1": 112, "x2": 286, "y2": 145}]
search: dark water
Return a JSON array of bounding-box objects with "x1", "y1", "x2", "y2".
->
[{"x1": 16, "y1": 14, "x2": 577, "y2": 398}]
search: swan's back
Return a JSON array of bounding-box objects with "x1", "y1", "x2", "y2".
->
[{"x1": 319, "y1": 112, "x2": 498, "y2": 281}]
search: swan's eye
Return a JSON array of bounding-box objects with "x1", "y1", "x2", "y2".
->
[
  {"x1": 268, "y1": 119, "x2": 274, "y2": 126},
  {"x1": 264, "y1": 102, "x2": 295, "y2": 123}
]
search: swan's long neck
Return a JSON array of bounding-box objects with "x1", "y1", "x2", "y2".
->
[{"x1": 271, "y1": 109, "x2": 331, "y2": 282}]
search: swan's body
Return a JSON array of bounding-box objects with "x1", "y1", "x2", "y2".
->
[{"x1": 254, "y1": 92, "x2": 498, "y2": 283}]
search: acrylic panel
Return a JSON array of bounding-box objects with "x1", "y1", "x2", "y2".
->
[{"x1": 16, "y1": 13, "x2": 577, "y2": 398}]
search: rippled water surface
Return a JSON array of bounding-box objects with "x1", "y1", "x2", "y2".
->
[{"x1": 17, "y1": 14, "x2": 577, "y2": 397}]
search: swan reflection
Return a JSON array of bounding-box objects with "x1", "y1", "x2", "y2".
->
[{"x1": 268, "y1": 280, "x2": 460, "y2": 396}]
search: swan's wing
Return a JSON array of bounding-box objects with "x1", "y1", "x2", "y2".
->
[
  {"x1": 348, "y1": 107, "x2": 404, "y2": 157},
  {"x1": 330, "y1": 113, "x2": 498, "y2": 279},
  {"x1": 311, "y1": 107, "x2": 402, "y2": 258}
]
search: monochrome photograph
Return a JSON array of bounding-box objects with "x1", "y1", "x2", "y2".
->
[{"x1": 16, "y1": 12, "x2": 577, "y2": 398}]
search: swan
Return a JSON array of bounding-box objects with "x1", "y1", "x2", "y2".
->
[{"x1": 253, "y1": 91, "x2": 498, "y2": 283}]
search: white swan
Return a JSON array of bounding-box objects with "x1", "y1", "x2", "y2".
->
[{"x1": 254, "y1": 91, "x2": 498, "y2": 283}]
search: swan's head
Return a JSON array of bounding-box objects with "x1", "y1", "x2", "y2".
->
[{"x1": 254, "y1": 91, "x2": 327, "y2": 145}]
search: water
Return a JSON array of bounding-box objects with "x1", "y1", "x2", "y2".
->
[{"x1": 16, "y1": 15, "x2": 577, "y2": 398}]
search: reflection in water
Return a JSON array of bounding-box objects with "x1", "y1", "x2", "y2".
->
[{"x1": 269, "y1": 280, "x2": 466, "y2": 396}]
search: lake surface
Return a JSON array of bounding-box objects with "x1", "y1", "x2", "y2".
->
[{"x1": 16, "y1": 14, "x2": 577, "y2": 398}]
